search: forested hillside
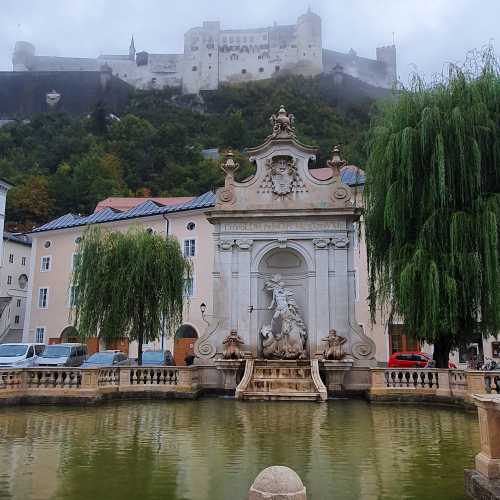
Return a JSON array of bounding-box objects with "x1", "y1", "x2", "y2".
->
[{"x1": 0, "y1": 73, "x2": 391, "y2": 231}]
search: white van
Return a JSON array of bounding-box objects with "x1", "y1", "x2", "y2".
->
[
  {"x1": 35, "y1": 343, "x2": 87, "y2": 367},
  {"x1": 0, "y1": 343, "x2": 46, "y2": 368}
]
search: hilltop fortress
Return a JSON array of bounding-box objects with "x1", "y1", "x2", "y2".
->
[{"x1": 12, "y1": 9, "x2": 396, "y2": 94}]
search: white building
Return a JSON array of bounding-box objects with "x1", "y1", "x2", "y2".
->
[
  {"x1": 12, "y1": 9, "x2": 397, "y2": 94},
  {"x1": 0, "y1": 232, "x2": 32, "y2": 343}
]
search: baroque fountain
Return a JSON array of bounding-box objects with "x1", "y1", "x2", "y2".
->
[{"x1": 195, "y1": 105, "x2": 375, "y2": 401}]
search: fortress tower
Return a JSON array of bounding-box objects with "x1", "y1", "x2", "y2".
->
[
  {"x1": 12, "y1": 41, "x2": 35, "y2": 71},
  {"x1": 183, "y1": 21, "x2": 220, "y2": 94},
  {"x1": 296, "y1": 8, "x2": 323, "y2": 76},
  {"x1": 376, "y1": 44, "x2": 397, "y2": 85}
]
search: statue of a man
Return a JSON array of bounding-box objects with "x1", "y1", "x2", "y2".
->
[{"x1": 322, "y1": 329, "x2": 347, "y2": 360}]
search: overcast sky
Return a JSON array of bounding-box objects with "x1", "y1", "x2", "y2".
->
[{"x1": 1, "y1": 0, "x2": 498, "y2": 84}]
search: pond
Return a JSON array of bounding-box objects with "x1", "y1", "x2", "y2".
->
[{"x1": 0, "y1": 399, "x2": 478, "y2": 500}]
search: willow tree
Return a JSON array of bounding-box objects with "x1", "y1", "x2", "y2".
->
[
  {"x1": 365, "y1": 54, "x2": 500, "y2": 367},
  {"x1": 72, "y1": 227, "x2": 190, "y2": 364}
]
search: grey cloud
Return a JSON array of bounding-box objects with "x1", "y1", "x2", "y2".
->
[{"x1": 1, "y1": 0, "x2": 498, "y2": 84}]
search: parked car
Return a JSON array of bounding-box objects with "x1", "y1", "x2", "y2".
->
[
  {"x1": 81, "y1": 350, "x2": 130, "y2": 368},
  {"x1": 388, "y1": 351, "x2": 457, "y2": 369},
  {"x1": 141, "y1": 350, "x2": 175, "y2": 366},
  {"x1": 35, "y1": 343, "x2": 87, "y2": 367},
  {"x1": 0, "y1": 343, "x2": 45, "y2": 368}
]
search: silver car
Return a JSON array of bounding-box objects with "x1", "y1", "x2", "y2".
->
[
  {"x1": 0, "y1": 343, "x2": 45, "y2": 368},
  {"x1": 81, "y1": 350, "x2": 130, "y2": 368},
  {"x1": 35, "y1": 343, "x2": 87, "y2": 367}
]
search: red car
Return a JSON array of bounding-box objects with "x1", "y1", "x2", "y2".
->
[{"x1": 388, "y1": 351, "x2": 457, "y2": 369}]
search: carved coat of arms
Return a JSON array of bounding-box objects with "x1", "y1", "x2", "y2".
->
[{"x1": 260, "y1": 156, "x2": 304, "y2": 197}]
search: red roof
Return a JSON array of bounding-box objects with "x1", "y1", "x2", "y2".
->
[
  {"x1": 94, "y1": 196, "x2": 194, "y2": 213},
  {"x1": 309, "y1": 165, "x2": 365, "y2": 181}
]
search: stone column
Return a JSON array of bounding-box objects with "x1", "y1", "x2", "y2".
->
[
  {"x1": 217, "y1": 239, "x2": 234, "y2": 334},
  {"x1": 473, "y1": 394, "x2": 500, "y2": 479},
  {"x1": 332, "y1": 233, "x2": 350, "y2": 342},
  {"x1": 236, "y1": 239, "x2": 253, "y2": 347},
  {"x1": 313, "y1": 238, "x2": 330, "y2": 354}
]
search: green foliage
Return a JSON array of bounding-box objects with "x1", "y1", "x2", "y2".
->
[
  {"x1": 364, "y1": 52, "x2": 500, "y2": 365},
  {"x1": 72, "y1": 227, "x2": 191, "y2": 363},
  {"x1": 0, "y1": 73, "x2": 380, "y2": 230}
]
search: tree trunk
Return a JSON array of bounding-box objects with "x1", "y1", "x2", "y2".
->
[
  {"x1": 138, "y1": 331, "x2": 143, "y2": 366},
  {"x1": 433, "y1": 336, "x2": 451, "y2": 369}
]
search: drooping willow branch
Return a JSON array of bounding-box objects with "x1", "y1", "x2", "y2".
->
[{"x1": 364, "y1": 49, "x2": 500, "y2": 357}]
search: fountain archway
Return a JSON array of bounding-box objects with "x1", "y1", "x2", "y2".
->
[{"x1": 255, "y1": 246, "x2": 310, "y2": 358}]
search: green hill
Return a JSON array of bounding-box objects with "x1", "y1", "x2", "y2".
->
[{"x1": 0, "y1": 73, "x2": 391, "y2": 231}]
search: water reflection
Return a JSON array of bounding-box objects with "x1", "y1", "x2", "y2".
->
[{"x1": 0, "y1": 400, "x2": 479, "y2": 500}]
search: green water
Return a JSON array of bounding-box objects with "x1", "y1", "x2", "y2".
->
[{"x1": 0, "y1": 399, "x2": 479, "y2": 500}]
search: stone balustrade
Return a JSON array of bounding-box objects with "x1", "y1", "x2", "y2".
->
[
  {"x1": 0, "y1": 365, "x2": 200, "y2": 404},
  {"x1": 370, "y1": 368, "x2": 500, "y2": 405},
  {"x1": 1, "y1": 365, "x2": 500, "y2": 406}
]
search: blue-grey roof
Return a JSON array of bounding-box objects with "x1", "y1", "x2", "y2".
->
[
  {"x1": 4, "y1": 231, "x2": 32, "y2": 246},
  {"x1": 30, "y1": 191, "x2": 217, "y2": 234},
  {"x1": 30, "y1": 169, "x2": 365, "y2": 235},
  {"x1": 340, "y1": 167, "x2": 365, "y2": 186}
]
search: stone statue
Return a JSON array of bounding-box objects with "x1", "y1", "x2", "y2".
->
[
  {"x1": 260, "y1": 275, "x2": 307, "y2": 359},
  {"x1": 222, "y1": 329, "x2": 245, "y2": 359},
  {"x1": 269, "y1": 105, "x2": 296, "y2": 138},
  {"x1": 322, "y1": 329, "x2": 347, "y2": 360}
]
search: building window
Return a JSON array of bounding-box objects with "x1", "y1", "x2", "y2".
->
[
  {"x1": 8, "y1": 254, "x2": 13, "y2": 263},
  {"x1": 230, "y1": 54, "x2": 238, "y2": 61},
  {"x1": 40, "y1": 256, "x2": 51, "y2": 272},
  {"x1": 184, "y1": 277, "x2": 194, "y2": 297},
  {"x1": 21, "y1": 257, "x2": 26, "y2": 266},
  {"x1": 492, "y1": 342, "x2": 500, "y2": 358},
  {"x1": 75, "y1": 236, "x2": 82, "y2": 244},
  {"x1": 18, "y1": 274, "x2": 28, "y2": 289},
  {"x1": 68, "y1": 286, "x2": 78, "y2": 308},
  {"x1": 209, "y1": 65, "x2": 212, "y2": 70},
  {"x1": 35, "y1": 327, "x2": 45, "y2": 343},
  {"x1": 38, "y1": 288, "x2": 49, "y2": 309},
  {"x1": 44, "y1": 241, "x2": 51, "y2": 249},
  {"x1": 16, "y1": 299, "x2": 21, "y2": 307},
  {"x1": 14, "y1": 315, "x2": 19, "y2": 325},
  {"x1": 72, "y1": 253, "x2": 80, "y2": 270},
  {"x1": 259, "y1": 67, "x2": 264, "y2": 73},
  {"x1": 192, "y1": 66, "x2": 197, "y2": 71},
  {"x1": 241, "y1": 69, "x2": 247, "y2": 74},
  {"x1": 7, "y1": 276, "x2": 12, "y2": 285},
  {"x1": 275, "y1": 66, "x2": 280, "y2": 72},
  {"x1": 186, "y1": 222, "x2": 196, "y2": 231},
  {"x1": 184, "y1": 239, "x2": 196, "y2": 258},
  {"x1": 389, "y1": 324, "x2": 419, "y2": 354}
]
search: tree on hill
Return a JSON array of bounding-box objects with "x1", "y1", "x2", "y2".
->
[
  {"x1": 72, "y1": 227, "x2": 191, "y2": 365},
  {"x1": 364, "y1": 56, "x2": 500, "y2": 367}
]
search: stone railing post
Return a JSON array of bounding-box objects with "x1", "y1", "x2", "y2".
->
[
  {"x1": 119, "y1": 367, "x2": 131, "y2": 387},
  {"x1": 467, "y1": 371, "x2": 487, "y2": 396},
  {"x1": 473, "y1": 395, "x2": 500, "y2": 479},
  {"x1": 371, "y1": 368, "x2": 386, "y2": 388},
  {"x1": 436, "y1": 369, "x2": 451, "y2": 397},
  {"x1": 80, "y1": 368, "x2": 98, "y2": 390}
]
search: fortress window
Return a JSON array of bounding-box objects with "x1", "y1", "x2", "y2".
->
[
  {"x1": 259, "y1": 67, "x2": 264, "y2": 73},
  {"x1": 192, "y1": 66, "x2": 197, "y2": 71},
  {"x1": 241, "y1": 69, "x2": 247, "y2": 74}
]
